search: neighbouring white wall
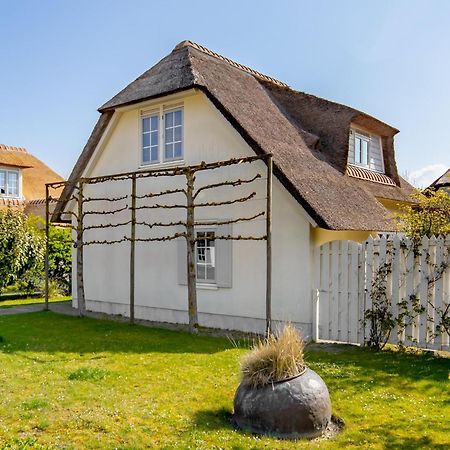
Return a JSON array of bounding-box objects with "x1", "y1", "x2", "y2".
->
[{"x1": 72, "y1": 89, "x2": 312, "y2": 336}]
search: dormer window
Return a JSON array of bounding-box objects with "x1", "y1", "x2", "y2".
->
[
  {"x1": 348, "y1": 128, "x2": 384, "y2": 173},
  {"x1": 0, "y1": 168, "x2": 20, "y2": 198}
]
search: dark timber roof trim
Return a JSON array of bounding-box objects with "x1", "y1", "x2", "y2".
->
[{"x1": 55, "y1": 41, "x2": 414, "y2": 230}]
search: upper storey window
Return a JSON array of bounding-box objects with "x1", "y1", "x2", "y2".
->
[
  {"x1": 348, "y1": 128, "x2": 384, "y2": 173},
  {"x1": 0, "y1": 168, "x2": 20, "y2": 198},
  {"x1": 141, "y1": 106, "x2": 183, "y2": 165}
]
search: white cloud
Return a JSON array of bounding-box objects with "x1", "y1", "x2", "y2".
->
[{"x1": 408, "y1": 164, "x2": 448, "y2": 188}]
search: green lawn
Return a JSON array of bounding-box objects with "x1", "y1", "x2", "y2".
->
[
  {"x1": 0, "y1": 313, "x2": 448, "y2": 449},
  {"x1": 0, "y1": 297, "x2": 71, "y2": 309}
]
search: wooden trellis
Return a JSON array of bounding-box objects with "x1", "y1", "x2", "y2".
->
[{"x1": 46, "y1": 154, "x2": 273, "y2": 333}]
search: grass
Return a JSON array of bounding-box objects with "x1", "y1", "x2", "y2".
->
[
  {"x1": 0, "y1": 296, "x2": 71, "y2": 309},
  {"x1": 0, "y1": 312, "x2": 448, "y2": 449}
]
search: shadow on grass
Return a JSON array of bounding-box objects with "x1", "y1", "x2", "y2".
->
[
  {"x1": 192, "y1": 407, "x2": 235, "y2": 432},
  {"x1": 0, "y1": 311, "x2": 246, "y2": 355},
  {"x1": 305, "y1": 345, "x2": 450, "y2": 388}
]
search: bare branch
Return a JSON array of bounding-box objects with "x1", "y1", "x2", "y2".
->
[
  {"x1": 195, "y1": 234, "x2": 267, "y2": 241},
  {"x1": 125, "y1": 232, "x2": 187, "y2": 242},
  {"x1": 194, "y1": 174, "x2": 261, "y2": 199},
  {"x1": 84, "y1": 220, "x2": 132, "y2": 231},
  {"x1": 137, "y1": 220, "x2": 186, "y2": 229},
  {"x1": 84, "y1": 195, "x2": 128, "y2": 202},
  {"x1": 83, "y1": 205, "x2": 129, "y2": 216},
  {"x1": 82, "y1": 238, "x2": 129, "y2": 246},
  {"x1": 135, "y1": 203, "x2": 187, "y2": 210},
  {"x1": 135, "y1": 188, "x2": 186, "y2": 199},
  {"x1": 195, "y1": 192, "x2": 256, "y2": 208},
  {"x1": 194, "y1": 212, "x2": 265, "y2": 226}
]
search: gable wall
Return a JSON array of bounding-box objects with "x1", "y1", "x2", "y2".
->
[{"x1": 73, "y1": 90, "x2": 313, "y2": 335}]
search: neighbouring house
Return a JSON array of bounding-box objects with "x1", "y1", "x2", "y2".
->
[
  {"x1": 55, "y1": 41, "x2": 414, "y2": 335},
  {"x1": 428, "y1": 168, "x2": 450, "y2": 194},
  {"x1": 0, "y1": 144, "x2": 64, "y2": 218}
]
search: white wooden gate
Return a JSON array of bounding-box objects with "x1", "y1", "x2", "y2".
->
[{"x1": 312, "y1": 235, "x2": 450, "y2": 351}]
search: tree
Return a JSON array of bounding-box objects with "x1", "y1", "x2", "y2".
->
[
  {"x1": 397, "y1": 189, "x2": 450, "y2": 239},
  {"x1": 0, "y1": 209, "x2": 45, "y2": 292}
]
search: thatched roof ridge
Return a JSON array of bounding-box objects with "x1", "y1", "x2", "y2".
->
[{"x1": 56, "y1": 41, "x2": 413, "y2": 230}]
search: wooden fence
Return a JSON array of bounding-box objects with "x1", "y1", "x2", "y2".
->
[{"x1": 313, "y1": 235, "x2": 450, "y2": 351}]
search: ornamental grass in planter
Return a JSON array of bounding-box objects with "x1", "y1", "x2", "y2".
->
[{"x1": 233, "y1": 324, "x2": 332, "y2": 439}]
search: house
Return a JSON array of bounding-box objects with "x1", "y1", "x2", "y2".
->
[
  {"x1": 0, "y1": 144, "x2": 64, "y2": 217},
  {"x1": 55, "y1": 41, "x2": 414, "y2": 335},
  {"x1": 428, "y1": 168, "x2": 450, "y2": 194}
]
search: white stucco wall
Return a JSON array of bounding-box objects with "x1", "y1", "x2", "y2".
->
[{"x1": 72, "y1": 89, "x2": 313, "y2": 336}]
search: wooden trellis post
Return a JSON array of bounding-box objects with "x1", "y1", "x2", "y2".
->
[
  {"x1": 266, "y1": 155, "x2": 273, "y2": 335},
  {"x1": 76, "y1": 181, "x2": 86, "y2": 316},
  {"x1": 129, "y1": 174, "x2": 137, "y2": 324},
  {"x1": 185, "y1": 168, "x2": 199, "y2": 332},
  {"x1": 44, "y1": 184, "x2": 50, "y2": 311}
]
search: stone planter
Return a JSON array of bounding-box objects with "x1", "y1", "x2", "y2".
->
[{"x1": 233, "y1": 367, "x2": 331, "y2": 439}]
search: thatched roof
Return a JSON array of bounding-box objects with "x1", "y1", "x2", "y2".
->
[
  {"x1": 55, "y1": 41, "x2": 414, "y2": 230},
  {"x1": 429, "y1": 168, "x2": 450, "y2": 190},
  {"x1": 0, "y1": 144, "x2": 64, "y2": 200}
]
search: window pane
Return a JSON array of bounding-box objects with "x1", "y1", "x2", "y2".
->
[
  {"x1": 142, "y1": 147, "x2": 151, "y2": 163},
  {"x1": 174, "y1": 110, "x2": 182, "y2": 126},
  {"x1": 0, "y1": 171, "x2": 5, "y2": 194},
  {"x1": 174, "y1": 126, "x2": 182, "y2": 142},
  {"x1": 355, "y1": 137, "x2": 361, "y2": 163},
  {"x1": 7, "y1": 171, "x2": 18, "y2": 196},
  {"x1": 165, "y1": 143, "x2": 173, "y2": 159},
  {"x1": 150, "y1": 115, "x2": 158, "y2": 131},
  {"x1": 165, "y1": 111, "x2": 173, "y2": 127},
  {"x1": 174, "y1": 142, "x2": 182, "y2": 158},
  {"x1": 150, "y1": 131, "x2": 158, "y2": 146},
  {"x1": 142, "y1": 117, "x2": 150, "y2": 133},
  {"x1": 361, "y1": 140, "x2": 368, "y2": 165},
  {"x1": 142, "y1": 133, "x2": 150, "y2": 147},
  {"x1": 165, "y1": 128, "x2": 174, "y2": 143},
  {"x1": 150, "y1": 147, "x2": 159, "y2": 162}
]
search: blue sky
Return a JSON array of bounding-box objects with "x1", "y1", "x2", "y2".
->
[{"x1": 1, "y1": 0, "x2": 449, "y2": 186}]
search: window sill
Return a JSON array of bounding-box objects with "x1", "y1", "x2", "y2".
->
[
  {"x1": 196, "y1": 283, "x2": 218, "y2": 290},
  {"x1": 138, "y1": 160, "x2": 185, "y2": 171}
]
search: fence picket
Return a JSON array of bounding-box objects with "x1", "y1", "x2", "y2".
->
[
  {"x1": 349, "y1": 242, "x2": 359, "y2": 343},
  {"x1": 340, "y1": 240, "x2": 349, "y2": 342},
  {"x1": 418, "y1": 236, "x2": 430, "y2": 348},
  {"x1": 330, "y1": 241, "x2": 340, "y2": 341},
  {"x1": 390, "y1": 235, "x2": 401, "y2": 343}
]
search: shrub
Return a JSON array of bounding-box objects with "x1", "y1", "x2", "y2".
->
[{"x1": 240, "y1": 324, "x2": 305, "y2": 387}]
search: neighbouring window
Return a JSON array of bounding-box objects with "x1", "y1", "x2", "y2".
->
[
  {"x1": 196, "y1": 230, "x2": 216, "y2": 284},
  {"x1": 141, "y1": 106, "x2": 183, "y2": 165},
  {"x1": 0, "y1": 168, "x2": 19, "y2": 197}
]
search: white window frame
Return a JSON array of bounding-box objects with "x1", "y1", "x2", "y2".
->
[
  {"x1": 0, "y1": 167, "x2": 21, "y2": 198},
  {"x1": 195, "y1": 226, "x2": 217, "y2": 286},
  {"x1": 354, "y1": 132, "x2": 370, "y2": 168},
  {"x1": 140, "y1": 104, "x2": 184, "y2": 167}
]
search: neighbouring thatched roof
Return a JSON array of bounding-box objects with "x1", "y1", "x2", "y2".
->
[
  {"x1": 0, "y1": 144, "x2": 64, "y2": 201},
  {"x1": 54, "y1": 41, "x2": 414, "y2": 230},
  {"x1": 429, "y1": 168, "x2": 450, "y2": 191}
]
